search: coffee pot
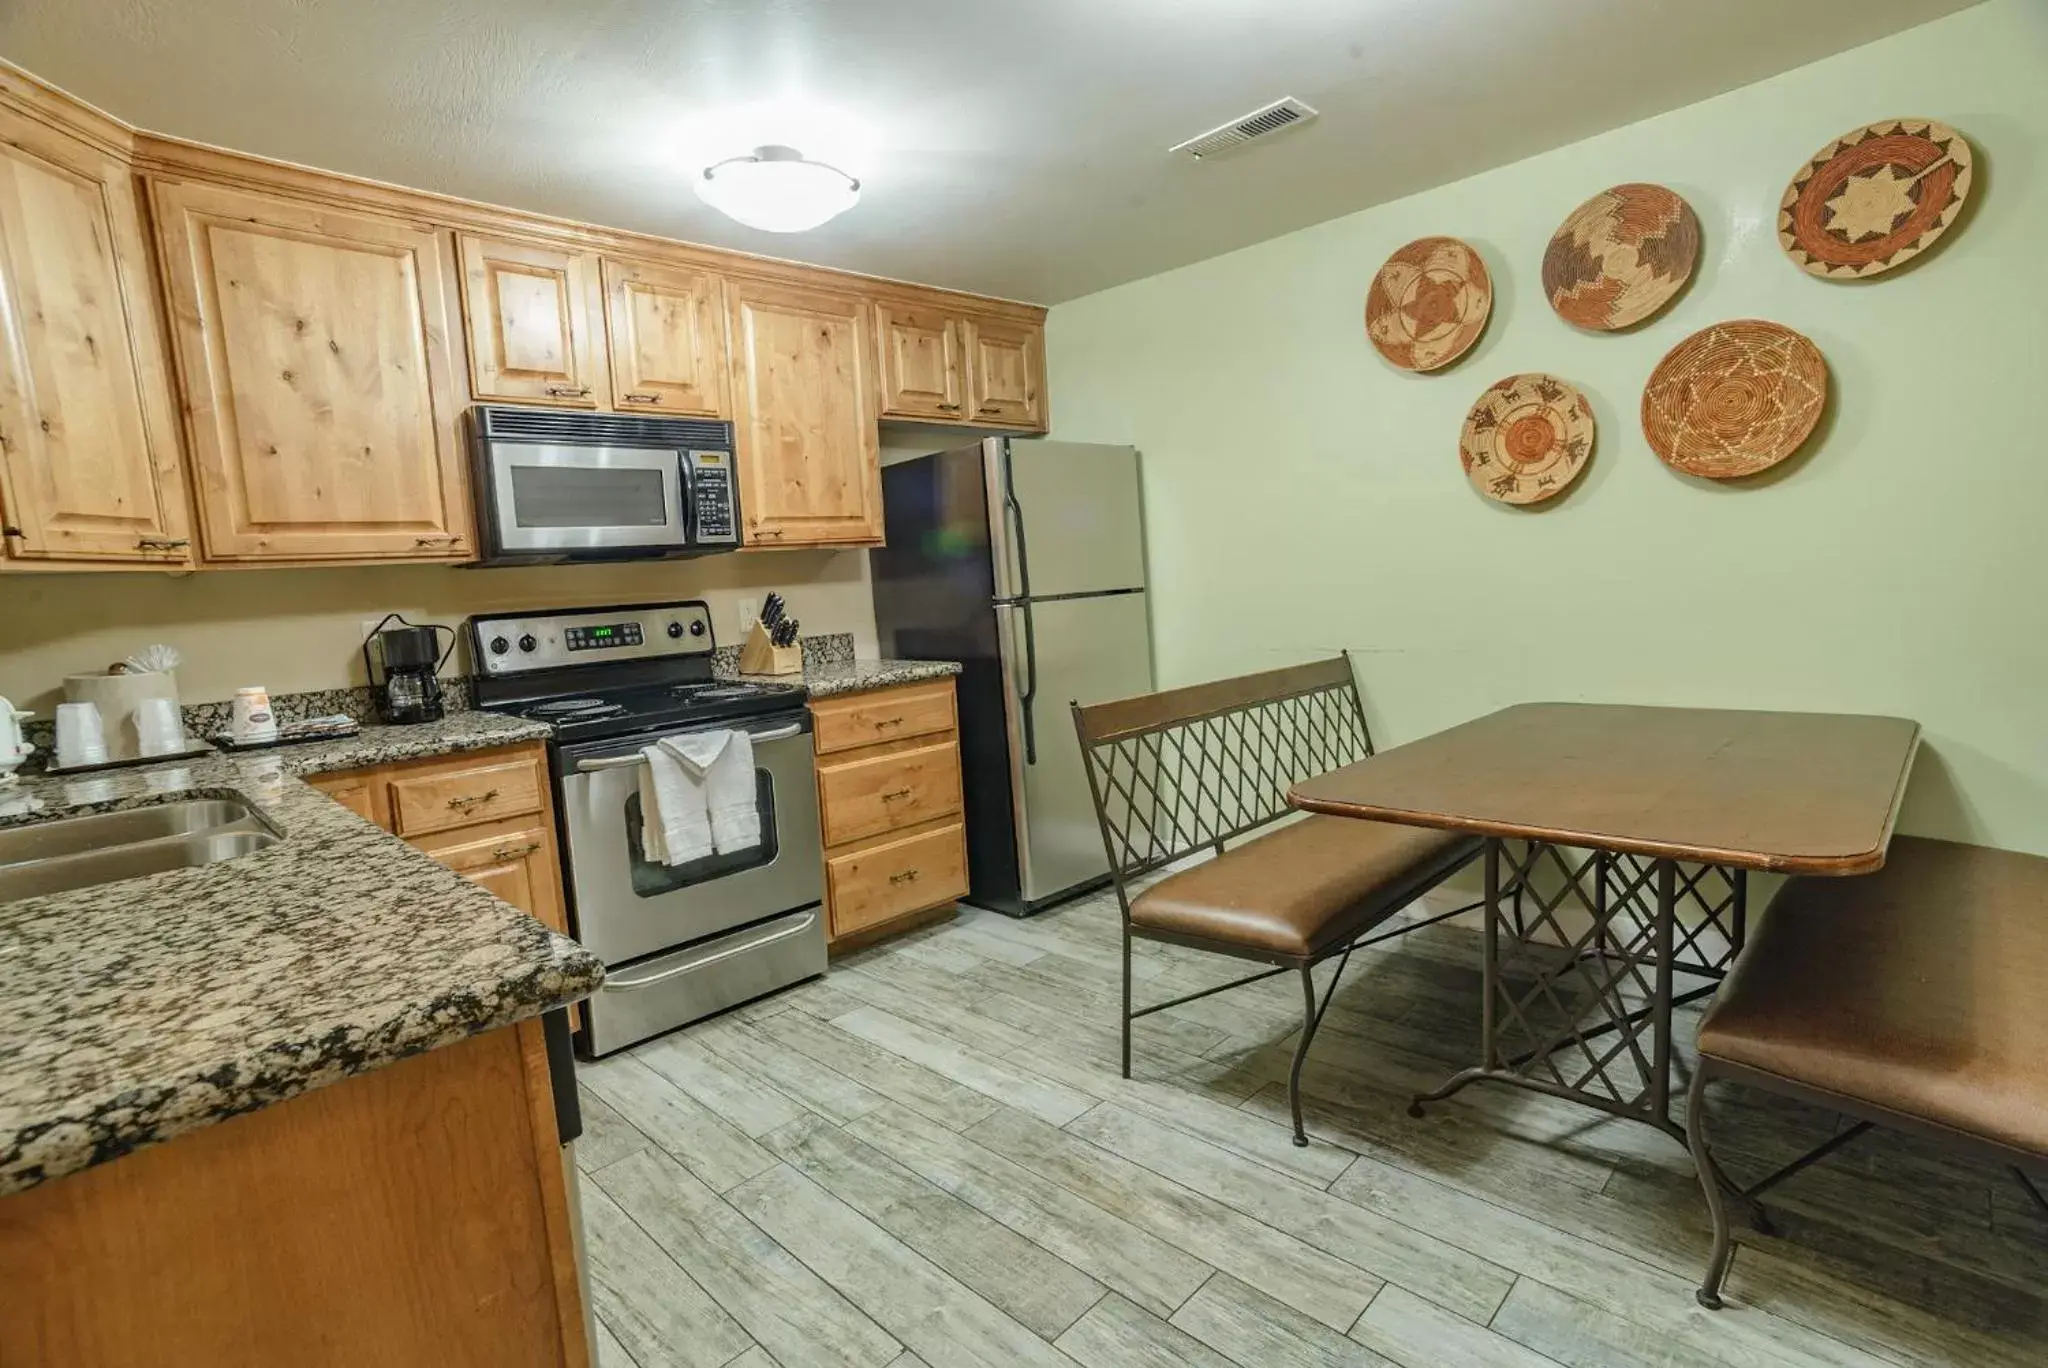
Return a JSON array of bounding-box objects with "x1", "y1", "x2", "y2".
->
[
  {"x1": 0, "y1": 698, "x2": 34, "y2": 786},
  {"x1": 363, "y1": 615, "x2": 457, "y2": 725}
]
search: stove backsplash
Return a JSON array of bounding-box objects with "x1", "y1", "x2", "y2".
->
[{"x1": 18, "y1": 632, "x2": 855, "y2": 761}]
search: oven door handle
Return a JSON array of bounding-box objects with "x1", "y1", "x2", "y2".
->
[
  {"x1": 601, "y1": 911, "x2": 819, "y2": 990},
  {"x1": 573, "y1": 722, "x2": 804, "y2": 772}
]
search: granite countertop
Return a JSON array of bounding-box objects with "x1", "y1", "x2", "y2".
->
[
  {"x1": 730, "y1": 657, "x2": 963, "y2": 698},
  {"x1": 0, "y1": 711, "x2": 600, "y2": 1198}
]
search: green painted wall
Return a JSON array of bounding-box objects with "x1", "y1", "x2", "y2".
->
[{"x1": 1045, "y1": 0, "x2": 2048, "y2": 854}]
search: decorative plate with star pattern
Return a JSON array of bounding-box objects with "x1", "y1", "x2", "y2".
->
[
  {"x1": 1458, "y1": 373, "x2": 1595, "y2": 505},
  {"x1": 1365, "y1": 236, "x2": 1492, "y2": 372},
  {"x1": 1641, "y1": 320, "x2": 1827, "y2": 479},
  {"x1": 1779, "y1": 119, "x2": 1972, "y2": 280}
]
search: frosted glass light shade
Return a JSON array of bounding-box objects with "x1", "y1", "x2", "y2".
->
[{"x1": 696, "y1": 145, "x2": 860, "y2": 233}]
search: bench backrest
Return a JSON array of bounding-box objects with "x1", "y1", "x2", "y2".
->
[{"x1": 1071, "y1": 655, "x2": 1375, "y2": 899}]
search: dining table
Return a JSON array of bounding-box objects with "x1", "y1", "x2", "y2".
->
[{"x1": 1288, "y1": 702, "x2": 1921, "y2": 1148}]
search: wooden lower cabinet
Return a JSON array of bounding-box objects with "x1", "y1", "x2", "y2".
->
[
  {"x1": 0, "y1": 1017, "x2": 590, "y2": 1367},
  {"x1": 307, "y1": 742, "x2": 568, "y2": 937},
  {"x1": 812, "y1": 679, "x2": 970, "y2": 947}
]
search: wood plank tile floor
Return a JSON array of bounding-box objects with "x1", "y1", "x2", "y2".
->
[{"x1": 575, "y1": 891, "x2": 2048, "y2": 1368}]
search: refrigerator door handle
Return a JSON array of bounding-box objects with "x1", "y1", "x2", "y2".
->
[
  {"x1": 1018, "y1": 599, "x2": 1039, "y2": 765},
  {"x1": 999, "y1": 445, "x2": 1039, "y2": 764}
]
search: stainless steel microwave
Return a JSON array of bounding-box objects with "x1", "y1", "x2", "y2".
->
[{"x1": 470, "y1": 405, "x2": 741, "y2": 565}]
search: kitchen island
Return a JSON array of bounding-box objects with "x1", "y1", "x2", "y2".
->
[{"x1": 0, "y1": 713, "x2": 603, "y2": 1367}]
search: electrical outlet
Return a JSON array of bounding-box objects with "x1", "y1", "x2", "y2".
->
[
  {"x1": 736, "y1": 601, "x2": 760, "y2": 636},
  {"x1": 359, "y1": 618, "x2": 388, "y2": 643}
]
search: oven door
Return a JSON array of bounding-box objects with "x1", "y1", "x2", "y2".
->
[
  {"x1": 556, "y1": 713, "x2": 824, "y2": 967},
  {"x1": 483, "y1": 441, "x2": 689, "y2": 557}
]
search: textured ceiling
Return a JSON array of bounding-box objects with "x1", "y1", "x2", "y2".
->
[{"x1": 0, "y1": 0, "x2": 1980, "y2": 303}]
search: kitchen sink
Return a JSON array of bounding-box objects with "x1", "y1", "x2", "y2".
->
[{"x1": 0, "y1": 799, "x2": 280, "y2": 904}]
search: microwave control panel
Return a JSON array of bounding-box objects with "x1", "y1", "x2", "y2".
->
[{"x1": 687, "y1": 450, "x2": 739, "y2": 546}]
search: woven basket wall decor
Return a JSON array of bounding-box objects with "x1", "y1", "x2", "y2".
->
[
  {"x1": 1365, "y1": 236, "x2": 1492, "y2": 372},
  {"x1": 1780, "y1": 118, "x2": 1973, "y2": 280},
  {"x1": 1459, "y1": 373, "x2": 1595, "y2": 505},
  {"x1": 1641, "y1": 320, "x2": 1827, "y2": 480},
  {"x1": 1542, "y1": 183, "x2": 1700, "y2": 330}
]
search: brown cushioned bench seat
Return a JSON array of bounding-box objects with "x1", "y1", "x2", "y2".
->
[
  {"x1": 1132, "y1": 816, "x2": 1480, "y2": 959},
  {"x1": 1686, "y1": 834, "x2": 2048, "y2": 1309},
  {"x1": 1698, "y1": 835, "x2": 2048, "y2": 1158}
]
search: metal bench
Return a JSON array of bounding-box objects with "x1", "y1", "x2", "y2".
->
[
  {"x1": 1687, "y1": 835, "x2": 2048, "y2": 1307},
  {"x1": 1072, "y1": 656, "x2": 1481, "y2": 1146}
]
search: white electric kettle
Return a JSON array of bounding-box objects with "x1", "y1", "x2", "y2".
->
[{"x1": 0, "y1": 697, "x2": 33, "y2": 786}]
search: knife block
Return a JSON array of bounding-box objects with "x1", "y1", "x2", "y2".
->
[{"x1": 738, "y1": 621, "x2": 802, "y2": 676}]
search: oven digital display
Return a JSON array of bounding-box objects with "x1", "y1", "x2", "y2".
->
[{"x1": 565, "y1": 622, "x2": 644, "y2": 652}]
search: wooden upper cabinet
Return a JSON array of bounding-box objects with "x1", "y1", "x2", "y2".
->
[
  {"x1": 964, "y1": 315, "x2": 1048, "y2": 430},
  {"x1": 727, "y1": 277, "x2": 882, "y2": 547},
  {"x1": 150, "y1": 180, "x2": 472, "y2": 563},
  {"x1": 601, "y1": 257, "x2": 727, "y2": 416},
  {"x1": 457, "y1": 233, "x2": 607, "y2": 408},
  {"x1": 874, "y1": 302, "x2": 965, "y2": 421},
  {"x1": 0, "y1": 108, "x2": 192, "y2": 567}
]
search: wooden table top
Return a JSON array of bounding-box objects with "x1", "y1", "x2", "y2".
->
[{"x1": 1289, "y1": 703, "x2": 1921, "y2": 875}]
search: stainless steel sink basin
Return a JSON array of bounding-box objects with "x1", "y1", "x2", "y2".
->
[
  {"x1": 0, "y1": 799, "x2": 280, "y2": 903},
  {"x1": 0, "y1": 799, "x2": 261, "y2": 866}
]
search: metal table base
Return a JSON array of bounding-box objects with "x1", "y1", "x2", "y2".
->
[{"x1": 1410, "y1": 838, "x2": 1747, "y2": 1148}]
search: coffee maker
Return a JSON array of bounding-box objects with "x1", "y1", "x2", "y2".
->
[{"x1": 364, "y1": 615, "x2": 456, "y2": 724}]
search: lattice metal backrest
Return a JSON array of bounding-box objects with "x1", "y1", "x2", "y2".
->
[{"x1": 1072, "y1": 656, "x2": 1374, "y2": 891}]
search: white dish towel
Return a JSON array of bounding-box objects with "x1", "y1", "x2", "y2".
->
[{"x1": 638, "y1": 728, "x2": 760, "y2": 865}]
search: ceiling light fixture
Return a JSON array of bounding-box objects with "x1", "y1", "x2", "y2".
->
[{"x1": 695, "y1": 145, "x2": 860, "y2": 233}]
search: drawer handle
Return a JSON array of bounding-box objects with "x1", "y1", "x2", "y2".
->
[
  {"x1": 889, "y1": 868, "x2": 921, "y2": 885},
  {"x1": 447, "y1": 788, "x2": 500, "y2": 811},
  {"x1": 135, "y1": 536, "x2": 190, "y2": 551},
  {"x1": 880, "y1": 788, "x2": 913, "y2": 802},
  {"x1": 492, "y1": 841, "x2": 541, "y2": 861},
  {"x1": 621, "y1": 392, "x2": 661, "y2": 404},
  {"x1": 873, "y1": 717, "x2": 905, "y2": 729},
  {"x1": 545, "y1": 384, "x2": 592, "y2": 397},
  {"x1": 937, "y1": 402, "x2": 961, "y2": 412},
  {"x1": 414, "y1": 533, "x2": 462, "y2": 547}
]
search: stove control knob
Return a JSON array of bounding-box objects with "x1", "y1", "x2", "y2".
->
[
  {"x1": 518, "y1": 634, "x2": 538, "y2": 653},
  {"x1": 689, "y1": 620, "x2": 707, "y2": 637},
  {"x1": 488, "y1": 635, "x2": 510, "y2": 656},
  {"x1": 667, "y1": 620, "x2": 685, "y2": 639}
]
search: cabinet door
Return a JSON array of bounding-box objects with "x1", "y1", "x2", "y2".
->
[
  {"x1": 151, "y1": 180, "x2": 471, "y2": 562},
  {"x1": 726, "y1": 278, "x2": 882, "y2": 547},
  {"x1": 421, "y1": 823, "x2": 568, "y2": 937},
  {"x1": 601, "y1": 257, "x2": 727, "y2": 416},
  {"x1": 964, "y1": 316, "x2": 1048, "y2": 430},
  {"x1": 0, "y1": 110, "x2": 191, "y2": 566},
  {"x1": 458, "y1": 233, "x2": 607, "y2": 407},
  {"x1": 873, "y1": 302, "x2": 964, "y2": 421}
]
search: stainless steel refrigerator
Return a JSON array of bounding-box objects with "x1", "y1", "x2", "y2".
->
[{"x1": 872, "y1": 438, "x2": 1152, "y2": 916}]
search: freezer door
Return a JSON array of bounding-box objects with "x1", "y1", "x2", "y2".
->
[
  {"x1": 988, "y1": 440, "x2": 1145, "y2": 601},
  {"x1": 993, "y1": 592, "x2": 1154, "y2": 905}
]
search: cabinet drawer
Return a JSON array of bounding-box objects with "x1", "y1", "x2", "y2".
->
[
  {"x1": 817, "y1": 740, "x2": 962, "y2": 847},
  {"x1": 811, "y1": 680, "x2": 956, "y2": 755},
  {"x1": 827, "y1": 823, "x2": 968, "y2": 938},
  {"x1": 388, "y1": 756, "x2": 544, "y2": 837}
]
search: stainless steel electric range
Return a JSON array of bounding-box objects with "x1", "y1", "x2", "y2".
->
[{"x1": 469, "y1": 599, "x2": 825, "y2": 1056}]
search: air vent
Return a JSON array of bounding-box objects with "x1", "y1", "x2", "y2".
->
[
  {"x1": 476, "y1": 404, "x2": 732, "y2": 448},
  {"x1": 1169, "y1": 97, "x2": 1319, "y2": 161}
]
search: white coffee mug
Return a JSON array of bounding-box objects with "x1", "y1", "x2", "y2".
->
[
  {"x1": 135, "y1": 697, "x2": 187, "y2": 757},
  {"x1": 55, "y1": 701, "x2": 108, "y2": 768},
  {"x1": 231, "y1": 686, "x2": 278, "y2": 744}
]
